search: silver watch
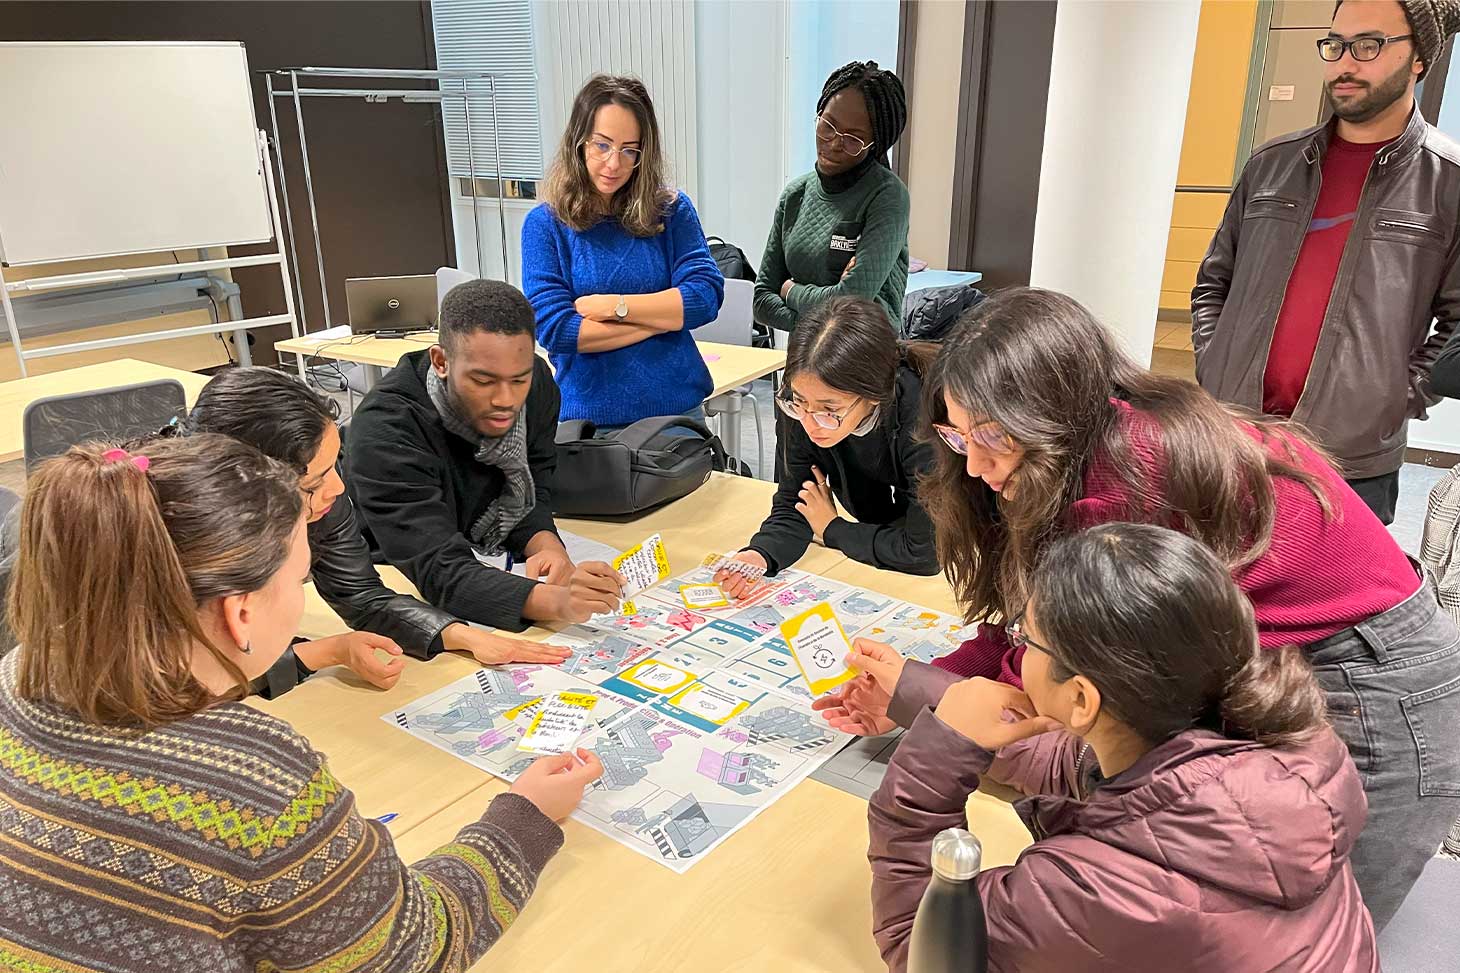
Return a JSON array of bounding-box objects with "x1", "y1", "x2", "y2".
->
[{"x1": 614, "y1": 295, "x2": 629, "y2": 320}]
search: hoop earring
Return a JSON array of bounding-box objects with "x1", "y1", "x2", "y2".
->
[{"x1": 239, "y1": 640, "x2": 253, "y2": 656}]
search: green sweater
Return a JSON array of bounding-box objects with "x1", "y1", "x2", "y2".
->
[{"x1": 753, "y1": 163, "x2": 910, "y2": 332}]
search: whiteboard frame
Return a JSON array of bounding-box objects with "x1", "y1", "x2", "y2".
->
[
  {"x1": 0, "y1": 129, "x2": 300, "y2": 378},
  {"x1": 0, "y1": 41, "x2": 275, "y2": 267}
]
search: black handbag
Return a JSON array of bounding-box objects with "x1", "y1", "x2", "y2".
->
[
  {"x1": 706, "y1": 235, "x2": 757, "y2": 282},
  {"x1": 552, "y1": 415, "x2": 727, "y2": 516}
]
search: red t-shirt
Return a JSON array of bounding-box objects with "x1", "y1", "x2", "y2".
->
[{"x1": 1262, "y1": 134, "x2": 1391, "y2": 416}]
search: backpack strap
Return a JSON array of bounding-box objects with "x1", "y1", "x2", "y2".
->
[{"x1": 555, "y1": 419, "x2": 596, "y2": 444}]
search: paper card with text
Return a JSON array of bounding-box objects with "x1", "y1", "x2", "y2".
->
[
  {"x1": 680, "y1": 583, "x2": 729, "y2": 610},
  {"x1": 779, "y1": 602, "x2": 858, "y2": 696},
  {"x1": 517, "y1": 691, "x2": 600, "y2": 755},
  {"x1": 610, "y1": 532, "x2": 671, "y2": 614},
  {"x1": 701, "y1": 551, "x2": 768, "y2": 585}
]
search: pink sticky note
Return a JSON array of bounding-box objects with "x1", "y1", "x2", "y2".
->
[{"x1": 702, "y1": 353, "x2": 721, "y2": 362}]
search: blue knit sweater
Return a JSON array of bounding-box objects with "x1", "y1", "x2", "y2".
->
[{"x1": 521, "y1": 192, "x2": 725, "y2": 426}]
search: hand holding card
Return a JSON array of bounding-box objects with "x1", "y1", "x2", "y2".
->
[{"x1": 780, "y1": 602, "x2": 859, "y2": 696}]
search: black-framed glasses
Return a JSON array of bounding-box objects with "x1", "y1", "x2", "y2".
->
[
  {"x1": 1005, "y1": 609, "x2": 1054, "y2": 657},
  {"x1": 775, "y1": 391, "x2": 862, "y2": 430},
  {"x1": 584, "y1": 138, "x2": 643, "y2": 168},
  {"x1": 1317, "y1": 33, "x2": 1412, "y2": 62},
  {"x1": 814, "y1": 114, "x2": 872, "y2": 157}
]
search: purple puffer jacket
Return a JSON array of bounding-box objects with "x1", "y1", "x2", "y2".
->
[{"x1": 868, "y1": 708, "x2": 1378, "y2": 973}]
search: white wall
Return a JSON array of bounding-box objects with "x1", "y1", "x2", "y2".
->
[
  {"x1": 904, "y1": 0, "x2": 965, "y2": 269},
  {"x1": 1029, "y1": 0, "x2": 1201, "y2": 364}
]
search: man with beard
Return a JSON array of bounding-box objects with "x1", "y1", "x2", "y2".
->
[
  {"x1": 348, "y1": 279, "x2": 623, "y2": 628},
  {"x1": 1193, "y1": 0, "x2": 1460, "y2": 524}
]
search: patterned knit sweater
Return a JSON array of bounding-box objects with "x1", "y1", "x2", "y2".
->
[{"x1": 0, "y1": 651, "x2": 562, "y2": 973}]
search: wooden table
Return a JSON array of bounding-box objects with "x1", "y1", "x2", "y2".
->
[
  {"x1": 257, "y1": 475, "x2": 1030, "y2": 970},
  {"x1": 0, "y1": 358, "x2": 211, "y2": 462}
]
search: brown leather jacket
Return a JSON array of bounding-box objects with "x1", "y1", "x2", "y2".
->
[{"x1": 1192, "y1": 108, "x2": 1460, "y2": 479}]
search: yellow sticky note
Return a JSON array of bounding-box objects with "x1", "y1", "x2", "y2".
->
[
  {"x1": 680, "y1": 583, "x2": 729, "y2": 610},
  {"x1": 779, "y1": 602, "x2": 858, "y2": 696},
  {"x1": 503, "y1": 696, "x2": 545, "y2": 724}
]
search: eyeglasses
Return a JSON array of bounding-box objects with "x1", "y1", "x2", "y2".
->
[
  {"x1": 583, "y1": 138, "x2": 643, "y2": 169},
  {"x1": 1317, "y1": 33, "x2": 1412, "y2": 62},
  {"x1": 932, "y1": 421, "x2": 1015, "y2": 456},
  {"x1": 776, "y1": 392, "x2": 861, "y2": 430},
  {"x1": 814, "y1": 115, "x2": 872, "y2": 157},
  {"x1": 1005, "y1": 609, "x2": 1054, "y2": 657}
]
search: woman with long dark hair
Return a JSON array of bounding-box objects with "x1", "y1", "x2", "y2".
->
[
  {"x1": 713, "y1": 296, "x2": 937, "y2": 588},
  {"x1": 523, "y1": 74, "x2": 724, "y2": 430},
  {"x1": 818, "y1": 286, "x2": 1460, "y2": 930},
  {"x1": 868, "y1": 524, "x2": 1376, "y2": 972},
  {"x1": 754, "y1": 61, "x2": 909, "y2": 334},
  {"x1": 185, "y1": 367, "x2": 571, "y2": 697}
]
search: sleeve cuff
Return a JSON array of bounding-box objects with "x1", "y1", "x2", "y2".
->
[
  {"x1": 481, "y1": 792, "x2": 565, "y2": 875},
  {"x1": 679, "y1": 284, "x2": 714, "y2": 329},
  {"x1": 888, "y1": 661, "x2": 963, "y2": 728}
]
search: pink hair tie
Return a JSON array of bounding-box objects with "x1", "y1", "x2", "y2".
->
[{"x1": 101, "y1": 447, "x2": 151, "y2": 472}]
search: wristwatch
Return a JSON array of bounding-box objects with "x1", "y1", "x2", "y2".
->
[{"x1": 614, "y1": 295, "x2": 629, "y2": 320}]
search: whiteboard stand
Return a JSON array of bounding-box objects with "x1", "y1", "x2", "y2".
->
[
  {"x1": 264, "y1": 65, "x2": 510, "y2": 335},
  {"x1": 0, "y1": 131, "x2": 299, "y2": 378}
]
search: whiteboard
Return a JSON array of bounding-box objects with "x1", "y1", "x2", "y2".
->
[{"x1": 0, "y1": 42, "x2": 274, "y2": 266}]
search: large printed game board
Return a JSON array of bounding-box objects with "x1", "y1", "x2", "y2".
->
[{"x1": 384, "y1": 562, "x2": 972, "y2": 873}]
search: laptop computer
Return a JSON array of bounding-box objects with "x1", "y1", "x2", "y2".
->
[{"x1": 344, "y1": 275, "x2": 438, "y2": 337}]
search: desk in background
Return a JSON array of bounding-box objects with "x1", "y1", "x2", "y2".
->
[
  {"x1": 272, "y1": 331, "x2": 786, "y2": 473},
  {"x1": 261, "y1": 473, "x2": 1030, "y2": 971},
  {"x1": 0, "y1": 358, "x2": 210, "y2": 463}
]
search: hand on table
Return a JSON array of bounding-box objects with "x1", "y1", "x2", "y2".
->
[
  {"x1": 712, "y1": 549, "x2": 768, "y2": 600},
  {"x1": 296, "y1": 631, "x2": 406, "y2": 690},
  {"x1": 441, "y1": 623, "x2": 572, "y2": 666},
  {"x1": 795, "y1": 465, "x2": 838, "y2": 537},
  {"x1": 509, "y1": 749, "x2": 605, "y2": 822},
  {"x1": 935, "y1": 678, "x2": 1061, "y2": 750}
]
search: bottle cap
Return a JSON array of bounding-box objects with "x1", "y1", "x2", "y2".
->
[{"x1": 931, "y1": 828, "x2": 983, "y2": 881}]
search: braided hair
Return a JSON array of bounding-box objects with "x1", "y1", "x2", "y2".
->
[{"x1": 817, "y1": 60, "x2": 908, "y2": 167}]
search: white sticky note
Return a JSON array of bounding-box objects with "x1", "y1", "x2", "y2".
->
[
  {"x1": 518, "y1": 691, "x2": 599, "y2": 755},
  {"x1": 680, "y1": 583, "x2": 729, "y2": 609},
  {"x1": 779, "y1": 602, "x2": 858, "y2": 696}
]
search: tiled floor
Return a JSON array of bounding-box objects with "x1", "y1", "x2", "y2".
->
[{"x1": 1153, "y1": 321, "x2": 1195, "y2": 352}]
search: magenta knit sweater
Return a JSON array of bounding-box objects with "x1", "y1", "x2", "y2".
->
[{"x1": 934, "y1": 400, "x2": 1421, "y2": 685}]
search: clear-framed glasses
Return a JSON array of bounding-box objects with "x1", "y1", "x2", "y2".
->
[
  {"x1": 776, "y1": 392, "x2": 860, "y2": 430},
  {"x1": 583, "y1": 138, "x2": 643, "y2": 169},
  {"x1": 1317, "y1": 33, "x2": 1412, "y2": 62},
  {"x1": 932, "y1": 421, "x2": 1014, "y2": 456},
  {"x1": 814, "y1": 114, "x2": 872, "y2": 157}
]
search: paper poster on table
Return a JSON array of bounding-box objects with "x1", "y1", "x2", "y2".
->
[{"x1": 779, "y1": 602, "x2": 859, "y2": 696}]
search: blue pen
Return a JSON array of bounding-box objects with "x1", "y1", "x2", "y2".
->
[
  {"x1": 504, "y1": 553, "x2": 514, "y2": 572},
  {"x1": 375, "y1": 813, "x2": 399, "y2": 824}
]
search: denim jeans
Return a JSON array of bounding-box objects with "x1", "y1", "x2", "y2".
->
[{"x1": 1307, "y1": 570, "x2": 1460, "y2": 930}]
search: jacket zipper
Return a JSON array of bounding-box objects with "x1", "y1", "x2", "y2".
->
[
  {"x1": 1376, "y1": 218, "x2": 1429, "y2": 232},
  {"x1": 1258, "y1": 172, "x2": 1324, "y2": 407},
  {"x1": 1073, "y1": 742, "x2": 1092, "y2": 800}
]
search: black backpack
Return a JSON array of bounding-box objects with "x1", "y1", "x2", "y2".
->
[
  {"x1": 552, "y1": 416, "x2": 728, "y2": 517},
  {"x1": 706, "y1": 236, "x2": 757, "y2": 282},
  {"x1": 902, "y1": 283, "x2": 987, "y2": 342}
]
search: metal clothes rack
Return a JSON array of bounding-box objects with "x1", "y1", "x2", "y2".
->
[{"x1": 263, "y1": 66, "x2": 511, "y2": 335}]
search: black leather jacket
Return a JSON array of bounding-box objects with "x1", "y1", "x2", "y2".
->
[
  {"x1": 259, "y1": 493, "x2": 459, "y2": 698},
  {"x1": 1192, "y1": 107, "x2": 1460, "y2": 479}
]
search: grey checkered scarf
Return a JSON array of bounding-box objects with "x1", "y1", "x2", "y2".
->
[{"x1": 427, "y1": 368, "x2": 533, "y2": 556}]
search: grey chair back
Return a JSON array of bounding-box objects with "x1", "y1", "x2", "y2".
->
[{"x1": 22, "y1": 378, "x2": 188, "y2": 474}]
